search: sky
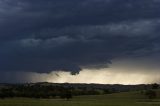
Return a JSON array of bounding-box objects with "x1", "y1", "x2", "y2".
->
[{"x1": 0, "y1": 0, "x2": 160, "y2": 84}]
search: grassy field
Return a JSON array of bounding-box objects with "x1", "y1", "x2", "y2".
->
[{"x1": 0, "y1": 91, "x2": 160, "y2": 106}]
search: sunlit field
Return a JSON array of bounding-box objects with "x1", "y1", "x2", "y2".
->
[{"x1": 0, "y1": 91, "x2": 160, "y2": 106}]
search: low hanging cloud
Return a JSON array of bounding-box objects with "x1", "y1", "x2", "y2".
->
[
  {"x1": 1, "y1": 58, "x2": 160, "y2": 84},
  {"x1": 0, "y1": 0, "x2": 160, "y2": 79}
]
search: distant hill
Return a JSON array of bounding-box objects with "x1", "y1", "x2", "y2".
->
[{"x1": 0, "y1": 82, "x2": 154, "y2": 92}]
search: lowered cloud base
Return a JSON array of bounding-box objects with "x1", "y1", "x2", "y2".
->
[{"x1": 1, "y1": 58, "x2": 160, "y2": 85}]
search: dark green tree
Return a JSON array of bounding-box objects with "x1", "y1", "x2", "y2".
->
[
  {"x1": 60, "y1": 90, "x2": 72, "y2": 100},
  {"x1": 145, "y1": 90, "x2": 157, "y2": 99},
  {"x1": 152, "y1": 83, "x2": 159, "y2": 89}
]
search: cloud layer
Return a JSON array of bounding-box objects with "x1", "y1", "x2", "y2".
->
[{"x1": 0, "y1": 0, "x2": 160, "y2": 76}]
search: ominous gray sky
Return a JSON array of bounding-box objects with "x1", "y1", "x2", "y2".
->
[{"x1": 0, "y1": 0, "x2": 160, "y2": 84}]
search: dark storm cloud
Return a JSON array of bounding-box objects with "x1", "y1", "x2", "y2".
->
[
  {"x1": 0, "y1": 0, "x2": 160, "y2": 40},
  {"x1": 0, "y1": 0, "x2": 160, "y2": 74}
]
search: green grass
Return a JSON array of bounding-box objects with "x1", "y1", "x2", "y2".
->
[{"x1": 0, "y1": 91, "x2": 160, "y2": 106}]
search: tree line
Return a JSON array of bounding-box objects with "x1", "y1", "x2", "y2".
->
[
  {"x1": 0, "y1": 83, "x2": 159, "y2": 99},
  {"x1": 0, "y1": 84, "x2": 113, "y2": 99}
]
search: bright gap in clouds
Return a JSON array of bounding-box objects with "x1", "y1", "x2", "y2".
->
[
  {"x1": 28, "y1": 69, "x2": 159, "y2": 85},
  {"x1": 3, "y1": 58, "x2": 159, "y2": 84},
  {"x1": 29, "y1": 68, "x2": 160, "y2": 85},
  {"x1": 27, "y1": 57, "x2": 160, "y2": 85}
]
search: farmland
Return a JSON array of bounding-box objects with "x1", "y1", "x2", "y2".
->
[{"x1": 0, "y1": 91, "x2": 160, "y2": 106}]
